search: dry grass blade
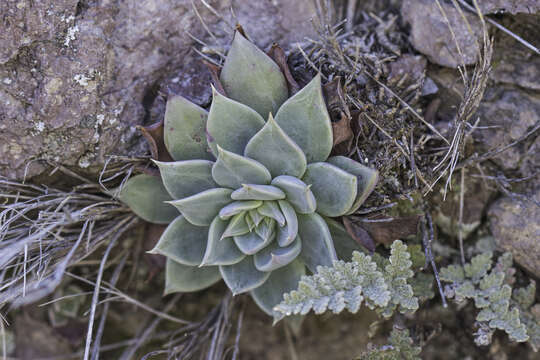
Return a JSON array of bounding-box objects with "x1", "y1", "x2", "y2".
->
[
  {"x1": 0, "y1": 158, "x2": 139, "y2": 313},
  {"x1": 426, "y1": 1, "x2": 493, "y2": 198}
]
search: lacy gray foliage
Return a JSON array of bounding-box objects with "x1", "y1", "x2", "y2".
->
[
  {"x1": 274, "y1": 240, "x2": 431, "y2": 321},
  {"x1": 440, "y1": 252, "x2": 531, "y2": 345},
  {"x1": 357, "y1": 327, "x2": 421, "y2": 360}
]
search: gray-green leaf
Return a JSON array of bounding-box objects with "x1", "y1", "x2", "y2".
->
[
  {"x1": 302, "y1": 162, "x2": 357, "y2": 217},
  {"x1": 117, "y1": 174, "x2": 177, "y2": 224},
  {"x1": 212, "y1": 146, "x2": 271, "y2": 189},
  {"x1": 154, "y1": 160, "x2": 217, "y2": 199},
  {"x1": 149, "y1": 216, "x2": 207, "y2": 266},
  {"x1": 168, "y1": 188, "x2": 233, "y2": 226},
  {"x1": 231, "y1": 184, "x2": 286, "y2": 201},
  {"x1": 271, "y1": 176, "x2": 316, "y2": 214},
  {"x1": 220, "y1": 32, "x2": 288, "y2": 118},
  {"x1": 254, "y1": 236, "x2": 302, "y2": 272},
  {"x1": 257, "y1": 201, "x2": 286, "y2": 226},
  {"x1": 163, "y1": 95, "x2": 213, "y2": 161},
  {"x1": 244, "y1": 114, "x2": 307, "y2": 178},
  {"x1": 201, "y1": 216, "x2": 245, "y2": 266},
  {"x1": 327, "y1": 156, "x2": 378, "y2": 214},
  {"x1": 297, "y1": 213, "x2": 337, "y2": 272},
  {"x1": 251, "y1": 260, "x2": 305, "y2": 316},
  {"x1": 207, "y1": 89, "x2": 265, "y2": 156},
  {"x1": 221, "y1": 212, "x2": 250, "y2": 239},
  {"x1": 219, "y1": 200, "x2": 263, "y2": 220},
  {"x1": 220, "y1": 256, "x2": 271, "y2": 295},
  {"x1": 164, "y1": 259, "x2": 221, "y2": 294},
  {"x1": 277, "y1": 200, "x2": 298, "y2": 247},
  {"x1": 234, "y1": 232, "x2": 273, "y2": 255},
  {"x1": 274, "y1": 74, "x2": 332, "y2": 163}
]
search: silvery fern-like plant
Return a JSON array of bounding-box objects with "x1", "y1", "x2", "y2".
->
[{"x1": 118, "y1": 32, "x2": 378, "y2": 315}]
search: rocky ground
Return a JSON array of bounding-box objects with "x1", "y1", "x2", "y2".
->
[{"x1": 1, "y1": 0, "x2": 539, "y2": 359}]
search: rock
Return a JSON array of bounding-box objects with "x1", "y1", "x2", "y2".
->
[
  {"x1": 477, "y1": 0, "x2": 540, "y2": 15},
  {"x1": 401, "y1": 0, "x2": 483, "y2": 68},
  {"x1": 474, "y1": 86, "x2": 540, "y2": 171},
  {"x1": 15, "y1": 313, "x2": 73, "y2": 358},
  {"x1": 433, "y1": 177, "x2": 494, "y2": 239},
  {"x1": 488, "y1": 189, "x2": 540, "y2": 276},
  {"x1": 489, "y1": 14, "x2": 540, "y2": 91},
  {"x1": 0, "y1": 0, "x2": 316, "y2": 180}
]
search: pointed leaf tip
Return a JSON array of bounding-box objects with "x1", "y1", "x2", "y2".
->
[
  {"x1": 163, "y1": 95, "x2": 213, "y2": 161},
  {"x1": 220, "y1": 256, "x2": 271, "y2": 294},
  {"x1": 212, "y1": 146, "x2": 272, "y2": 189},
  {"x1": 154, "y1": 159, "x2": 218, "y2": 199},
  {"x1": 302, "y1": 162, "x2": 357, "y2": 217},
  {"x1": 118, "y1": 174, "x2": 177, "y2": 224},
  {"x1": 207, "y1": 92, "x2": 265, "y2": 156},
  {"x1": 244, "y1": 114, "x2": 307, "y2": 178},
  {"x1": 327, "y1": 156, "x2": 378, "y2": 214},
  {"x1": 274, "y1": 74, "x2": 333, "y2": 163},
  {"x1": 220, "y1": 32, "x2": 288, "y2": 117}
]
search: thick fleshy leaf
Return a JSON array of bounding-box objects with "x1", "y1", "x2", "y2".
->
[
  {"x1": 154, "y1": 160, "x2": 217, "y2": 199},
  {"x1": 234, "y1": 232, "x2": 273, "y2": 255},
  {"x1": 325, "y1": 217, "x2": 364, "y2": 262},
  {"x1": 274, "y1": 74, "x2": 332, "y2": 163},
  {"x1": 220, "y1": 256, "x2": 271, "y2": 295},
  {"x1": 231, "y1": 184, "x2": 285, "y2": 201},
  {"x1": 254, "y1": 236, "x2": 301, "y2": 272},
  {"x1": 220, "y1": 32, "x2": 288, "y2": 118},
  {"x1": 207, "y1": 90, "x2": 265, "y2": 156},
  {"x1": 247, "y1": 209, "x2": 264, "y2": 227},
  {"x1": 297, "y1": 213, "x2": 337, "y2": 272},
  {"x1": 326, "y1": 156, "x2": 379, "y2": 214},
  {"x1": 118, "y1": 174, "x2": 177, "y2": 224},
  {"x1": 277, "y1": 200, "x2": 298, "y2": 247},
  {"x1": 164, "y1": 259, "x2": 221, "y2": 294},
  {"x1": 257, "y1": 201, "x2": 285, "y2": 226},
  {"x1": 302, "y1": 162, "x2": 357, "y2": 217},
  {"x1": 255, "y1": 218, "x2": 276, "y2": 243},
  {"x1": 201, "y1": 216, "x2": 245, "y2": 266},
  {"x1": 168, "y1": 188, "x2": 233, "y2": 226},
  {"x1": 219, "y1": 200, "x2": 262, "y2": 220},
  {"x1": 245, "y1": 213, "x2": 256, "y2": 231},
  {"x1": 244, "y1": 114, "x2": 307, "y2": 178},
  {"x1": 221, "y1": 212, "x2": 250, "y2": 239},
  {"x1": 251, "y1": 260, "x2": 305, "y2": 316},
  {"x1": 212, "y1": 146, "x2": 271, "y2": 189},
  {"x1": 271, "y1": 176, "x2": 316, "y2": 214},
  {"x1": 163, "y1": 95, "x2": 213, "y2": 161},
  {"x1": 148, "y1": 216, "x2": 207, "y2": 266}
]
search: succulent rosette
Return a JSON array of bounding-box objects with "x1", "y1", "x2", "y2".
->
[{"x1": 119, "y1": 32, "x2": 378, "y2": 315}]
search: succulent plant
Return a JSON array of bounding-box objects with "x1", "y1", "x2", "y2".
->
[{"x1": 118, "y1": 32, "x2": 378, "y2": 315}]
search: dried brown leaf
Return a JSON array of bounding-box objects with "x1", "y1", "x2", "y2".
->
[
  {"x1": 137, "y1": 120, "x2": 173, "y2": 162},
  {"x1": 343, "y1": 216, "x2": 376, "y2": 253},
  {"x1": 267, "y1": 43, "x2": 300, "y2": 95}
]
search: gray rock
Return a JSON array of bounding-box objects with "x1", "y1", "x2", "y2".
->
[
  {"x1": 475, "y1": 86, "x2": 540, "y2": 171},
  {"x1": 489, "y1": 14, "x2": 540, "y2": 91},
  {"x1": 477, "y1": 0, "x2": 540, "y2": 15},
  {"x1": 401, "y1": 0, "x2": 482, "y2": 68},
  {"x1": 0, "y1": 0, "x2": 316, "y2": 180},
  {"x1": 488, "y1": 189, "x2": 540, "y2": 277}
]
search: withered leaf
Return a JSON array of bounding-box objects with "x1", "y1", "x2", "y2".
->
[
  {"x1": 267, "y1": 43, "x2": 300, "y2": 95},
  {"x1": 343, "y1": 216, "x2": 375, "y2": 253},
  {"x1": 332, "y1": 111, "x2": 353, "y2": 147},
  {"x1": 137, "y1": 119, "x2": 173, "y2": 162},
  {"x1": 202, "y1": 59, "x2": 227, "y2": 96},
  {"x1": 359, "y1": 215, "x2": 421, "y2": 246}
]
